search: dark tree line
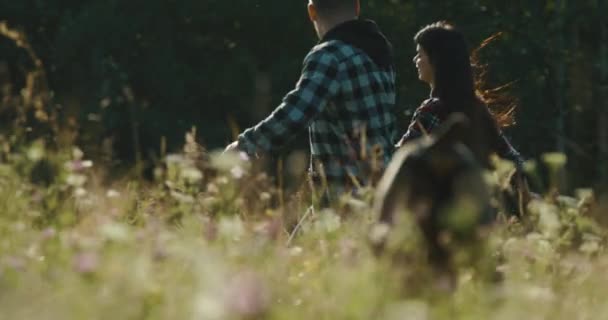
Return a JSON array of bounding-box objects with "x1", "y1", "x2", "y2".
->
[{"x1": 0, "y1": 0, "x2": 606, "y2": 190}]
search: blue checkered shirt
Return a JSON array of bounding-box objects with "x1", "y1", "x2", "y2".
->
[{"x1": 238, "y1": 40, "x2": 397, "y2": 187}]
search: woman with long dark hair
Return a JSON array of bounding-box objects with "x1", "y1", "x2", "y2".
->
[{"x1": 397, "y1": 22, "x2": 524, "y2": 169}]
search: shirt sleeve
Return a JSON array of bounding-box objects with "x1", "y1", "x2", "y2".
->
[
  {"x1": 396, "y1": 103, "x2": 442, "y2": 147},
  {"x1": 237, "y1": 49, "x2": 341, "y2": 156},
  {"x1": 497, "y1": 132, "x2": 525, "y2": 170}
]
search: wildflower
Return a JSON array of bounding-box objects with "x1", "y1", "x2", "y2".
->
[
  {"x1": 224, "y1": 271, "x2": 271, "y2": 319},
  {"x1": 4, "y1": 256, "x2": 26, "y2": 271},
  {"x1": 206, "y1": 183, "x2": 219, "y2": 194},
  {"x1": 41, "y1": 227, "x2": 56, "y2": 240},
  {"x1": 542, "y1": 152, "x2": 567, "y2": 171},
  {"x1": 182, "y1": 167, "x2": 203, "y2": 184},
  {"x1": 314, "y1": 210, "x2": 341, "y2": 234},
  {"x1": 194, "y1": 294, "x2": 225, "y2": 320},
  {"x1": 383, "y1": 300, "x2": 429, "y2": 320},
  {"x1": 259, "y1": 192, "x2": 271, "y2": 202},
  {"x1": 66, "y1": 174, "x2": 87, "y2": 187},
  {"x1": 64, "y1": 160, "x2": 93, "y2": 172},
  {"x1": 203, "y1": 219, "x2": 218, "y2": 242},
  {"x1": 74, "y1": 187, "x2": 87, "y2": 197},
  {"x1": 73, "y1": 252, "x2": 99, "y2": 274},
  {"x1": 369, "y1": 223, "x2": 390, "y2": 245},
  {"x1": 170, "y1": 190, "x2": 195, "y2": 204},
  {"x1": 27, "y1": 141, "x2": 45, "y2": 161},
  {"x1": 106, "y1": 189, "x2": 120, "y2": 198},
  {"x1": 289, "y1": 246, "x2": 303, "y2": 257},
  {"x1": 252, "y1": 217, "x2": 283, "y2": 242},
  {"x1": 100, "y1": 223, "x2": 130, "y2": 242},
  {"x1": 230, "y1": 166, "x2": 245, "y2": 179},
  {"x1": 218, "y1": 217, "x2": 245, "y2": 241}
]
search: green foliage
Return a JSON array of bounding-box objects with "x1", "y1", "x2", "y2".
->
[{"x1": 1, "y1": 1, "x2": 607, "y2": 188}]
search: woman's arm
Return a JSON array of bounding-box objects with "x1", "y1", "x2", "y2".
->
[{"x1": 396, "y1": 100, "x2": 443, "y2": 147}]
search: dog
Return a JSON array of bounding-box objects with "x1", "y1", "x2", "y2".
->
[{"x1": 372, "y1": 114, "x2": 494, "y2": 283}]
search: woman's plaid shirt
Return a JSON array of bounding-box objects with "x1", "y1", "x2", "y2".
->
[
  {"x1": 238, "y1": 40, "x2": 397, "y2": 187},
  {"x1": 399, "y1": 98, "x2": 525, "y2": 169}
]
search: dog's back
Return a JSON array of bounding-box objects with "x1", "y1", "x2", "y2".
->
[{"x1": 372, "y1": 114, "x2": 492, "y2": 270}]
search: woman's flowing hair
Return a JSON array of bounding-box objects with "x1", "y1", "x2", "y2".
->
[
  {"x1": 471, "y1": 32, "x2": 517, "y2": 128},
  {"x1": 414, "y1": 21, "x2": 516, "y2": 128}
]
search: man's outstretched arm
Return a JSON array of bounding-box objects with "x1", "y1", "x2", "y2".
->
[{"x1": 228, "y1": 49, "x2": 340, "y2": 156}]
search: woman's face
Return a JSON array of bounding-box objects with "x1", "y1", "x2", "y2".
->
[{"x1": 413, "y1": 45, "x2": 434, "y2": 85}]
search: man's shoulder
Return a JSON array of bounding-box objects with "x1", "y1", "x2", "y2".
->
[{"x1": 307, "y1": 40, "x2": 358, "y2": 63}]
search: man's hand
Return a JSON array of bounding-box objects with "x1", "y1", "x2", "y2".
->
[
  {"x1": 224, "y1": 141, "x2": 255, "y2": 161},
  {"x1": 224, "y1": 141, "x2": 239, "y2": 154}
]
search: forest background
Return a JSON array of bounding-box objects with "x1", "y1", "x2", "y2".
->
[{"x1": 1, "y1": 0, "x2": 607, "y2": 191}]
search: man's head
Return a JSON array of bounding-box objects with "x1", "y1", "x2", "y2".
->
[{"x1": 308, "y1": 0, "x2": 360, "y2": 38}]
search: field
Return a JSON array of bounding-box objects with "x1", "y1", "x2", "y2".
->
[{"x1": 0, "y1": 137, "x2": 606, "y2": 320}]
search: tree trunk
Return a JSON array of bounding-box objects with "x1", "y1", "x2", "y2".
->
[
  {"x1": 598, "y1": 0, "x2": 608, "y2": 190},
  {"x1": 554, "y1": 0, "x2": 567, "y2": 155}
]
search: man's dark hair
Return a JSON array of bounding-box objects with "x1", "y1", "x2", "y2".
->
[{"x1": 311, "y1": 0, "x2": 357, "y2": 17}]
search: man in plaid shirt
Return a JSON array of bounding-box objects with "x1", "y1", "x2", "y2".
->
[{"x1": 226, "y1": 0, "x2": 397, "y2": 197}]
